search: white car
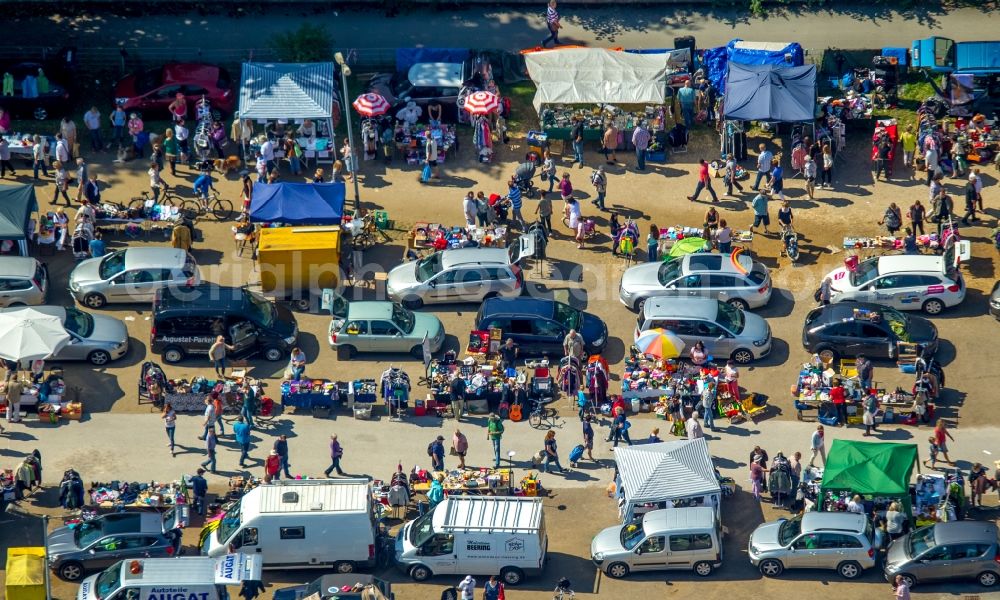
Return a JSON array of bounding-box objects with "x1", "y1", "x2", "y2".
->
[{"x1": 823, "y1": 242, "x2": 965, "y2": 315}]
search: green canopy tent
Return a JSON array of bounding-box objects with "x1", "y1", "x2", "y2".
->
[
  {"x1": 665, "y1": 237, "x2": 709, "y2": 259},
  {"x1": 820, "y1": 440, "x2": 919, "y2": 517},
  {"x1": 0, "y1": 185, "x2": 38, "y2": 256}
]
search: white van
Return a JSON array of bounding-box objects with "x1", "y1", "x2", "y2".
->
[
  {"x1": 395, "y1": 496, "x2": 547, "y2": 586},
  {"x1": 202, "y1": 479, "x2": 376, "y2": 572},
  {"x1": 77, "y1": 554, "x2": 261, "y2": 600},
  {"x1": 591, "y1": 507, "x2": 723, "y2": 579}
]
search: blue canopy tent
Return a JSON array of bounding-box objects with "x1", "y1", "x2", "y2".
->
[
  {"x1": 723, "y1": 63, "x2": 817, "y2": 123},
  {"x1": 249, "y1": 182, "x2": 346, "y2": 225}
]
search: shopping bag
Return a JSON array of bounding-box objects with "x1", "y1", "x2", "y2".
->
[{"x1": 420, "y1": 164, "x2": 432, "y2": 184}]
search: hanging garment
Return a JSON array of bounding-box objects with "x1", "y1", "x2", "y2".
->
[
  {"x1": 36, "y1": 69, "x2": 49, "y2": 94},
  {"x1": 22, "y1": 75, "x2": 37, "y2": 99},
  {"x1": 790, "y1": 145, "x2": 807, "y2": 172},
  {"x1": 482, "y1": 121, "x2": 492, "y2": 148},
  {"x1": 2, "y1": 73, "x2": 13, "y2": 96}
]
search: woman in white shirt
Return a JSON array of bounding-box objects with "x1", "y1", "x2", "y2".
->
[
  {"x1": 846, "y1": 494, "x2": 865, "y2": 514},
  {"x1": 714, "y1": 218, "x2": 733, "y2": 253},
  {"x1": 885, "y1": 502, "x2": 905, "y2": 538},
  {"x1": 297, "y1": 119, "x2": 316, "y2": 139}
]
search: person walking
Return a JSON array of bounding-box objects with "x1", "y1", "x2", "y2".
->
[
  {"x1": 264, "y1": 450, "x2": 281, "y2": 481},
  {"x1": 893, "y1": 574, "x2": 911, "y2": 600},
  {"x1": 803, "y1": 155, "x2": 817, "y2": 200},
  {"x1": 429, "y1": 435, "x2": 446, "y2": 471},
  {"x1": 507, "y1": 176, "x2": 525, "y2": 227},
  {"x1": 962, "y1": 173, "x2": 980, "y2": 225},
  {"x1": 818, "y1": 276, "x2": 833, "y2": 306},
  {"x1": 233, "y1": 416, "x2": 251, "y2": 468},
  {"x1": 687, "y1": 158, "x2": 718, "y2": 203},
  {"x1": 676, "y1": 80, "x2": 697, "y2": 129},
  {"x1": 0, "y1": 137, "x2": 15, "y2": 179},
  {"x1": 31, "y1": 135, "x2": 48, "y2": 179},
  {"x1": 931, "y1": 189, "x2": 953, "y2": 237},
  {"x1": 110, "y1": 103, "x2": 127, "y2": 148},
  {"x1": 701, "y1": 380, "x2": 717, "y2": 431},
  {"x1": 558, "y1": 172, "x2": 573, "y2": 204},
  {"x1": 750, "y1": 190, "x2": 772, "y2": 235},
  {"x1": 542, "y1": 430, "x2": 564, "y2": 473},
  {"x1": 899, "y1": 125, "x2": 917, "y2": 172},
  {"x1": 324, "y1": 434, "x2": 345, "y2": 477},
  {"x1": 907, "y1": 200, "x2": 926, "y2": 235},
  {"x1": 162, "y1": 402, "x2": 177, "y2": 457},
  {"x1": 240, "y1": 383, "x2": 257, "y2": 429},
  {"x1": 483, "y1": 575, "x2": 504, "y2": 600},
  {"x1": 570, "y1": 116, "x2": 584, "y2": 165},
  {"x1": 209, "y1": 336, "x2": 233, "y2": 378},
  {"x1": 820, "y1": 143, "x2": 834, "y2": 188},
  {"x1": 535, "y1": 193, "x2": 553, "y2": 235},
  {"x1": 767, "y1": 158, "x2": 785, "y2": 201},
  {"x1": 632, "y1": 121, "x2": 650, "y2": 171},
  {"x1": 52, "y1": 161, "x2": 71, "y2": 205},
  {"x1": 190, "y1": 468, "x2": 208, "y2": 516},
  {"x1": 686, "y1": 411, "x2": 704, "y2": 440},
  {"x1": 198, "y1": 397, "x2": 216, "y2": 441},
  {"x1": 487, "y1": 413, "x2": 505, "y2": 468},
  {"x1": 581, "y1": 414, "x2": 595, "y2": 461},
  {"x1": 541, "y1": 149, "x2": 557, "y2": 194},
  {"x1": 591, "y1": 165, "x2": 607, "y2": 210},
  {"x1": 238, "y1": 580, "x2": 266, "y2": 600},
  {"x1": 879, "y1": 202, "x2": 903, "y2": 235},
  {"x1": 611, "y1": 406, "x2": 633, "y2": 447},
  {"x1": 274, "y1": 435, "x2": 292, "y2": 478},
  {"x1": 200, "y1": 427, "x2": 218, "y2": 473},
  {"x1": 809, "y1": 425, "x2": 826, "y2": 467},
  {"x1": 452, "y1": 428, "x2": 469, "y2": 469},
  {"x1": 563, "y1": 328, "x2": 585, "y2": 361},
  {"x1": 933, "y1": 420, "x2": 955, "y2": 464},
  {"x1": 458, "y1": 575, "x2": 477, "y2": 600},
  {"x1": 601, "y1": 121, "x2": 618, "y2": 164},
  {"x1": 541, "y1": 0, "x2": 561, "y2": 47},
  {"x1": 724, "y1": 153, "x2": 744, "y2": 197},
  {"x1": 972, "y1": 167, "x2": 984, "y2": 211},
  {"x1": 211, "y1": 393, "x2": 226, "y2": 436},
  {"x1": 752, "y1": 143, "x2": 773, "y2": 191}
]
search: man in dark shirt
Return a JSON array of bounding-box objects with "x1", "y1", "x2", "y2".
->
[
  {"x1": 190, "y1": 468, "x2": 208, "y2": 516},
  {"x1": 273, "y1": 435, "x2": 291, "y2": 479},
  {"x1": 750, "y1": 445, "x2": 770, "y2": 491},
  {"x1": 570, "y1": 117, "x2": 584, "y2": 165},
  {"x1": 449, "y1": 375, "x2": 467, "y2": 421},
  {"x1": 962, "y1": 175, "x2": 980, "y2": 224},
  {"x1": 499, "y1": 339, "x2": 518, "y2": 370},
  {"x1": 875, "y1": 137, "x2": 892, "y2": 181},
  {"x1": 430, "y1": 435, "x2": 446, "y2": 471}
]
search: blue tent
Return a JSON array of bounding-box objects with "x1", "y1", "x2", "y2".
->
[
  {"x1": 723, "y1": 63, "x2": 817, "y2": 123},
  {"x1": 249, "y1": 182, "x2": 346, "y2": 225}
]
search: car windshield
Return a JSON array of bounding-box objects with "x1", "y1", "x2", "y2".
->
[
  {"x1": 247, "y1": 292, "x2": 275, "y2": 327},
  {"x1": 656, "y1": 260, "x2": 683, "y2": 286},
  {"x1": 778, "y1": 517, "x2": 802, "y2": 546},
  {"x1": 881, "y1": 306, "x2": 910, "y2": 341},
  {"x1": 392, "y1": 304, "x2": 415, "y2": 334},
  {"x1": 98, "y1": 251, "x2": 127, "y2": 280},
  {"x1": 553, "y1": 302, "x2": 580, "y2": 331},
  {"x1": 415, "y1": 254, "x2": 443, "y2": 283},
  {"x1": 907, "y1": 525, "x2": 937, "y2": 557},
  {"x1": 850, "y1": 259, "x2": 880, "y2": 287},
  {"x1": 63, "y1": 307, "x2": 95, "y2": 338},
  {"x1": 94, "y1": 561, "x2": 123, "y2": 600},
  {"x1": 75, "y1": 519, "x2": 105, "y2": 548},
  {"x1": 409, "y1": 510, "x2": 436, "y2": 547},
  {"x1": 216, "y1": 499, "x2": 242, "y2": 544},
  {"x1": 716, "y1": 301, "x2": 745, "y2": 334},
  {"x1": 134, "y1": 68, "x2": 164, "y2": 94},
  {"x1": 621, "y1": 522, "x2": 645, "y2": 550}
]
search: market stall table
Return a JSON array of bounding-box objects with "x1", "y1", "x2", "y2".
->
[
  {"x1": 90, "y1": 479, "x2": 189, "y2": 509},
  {"x1": 412, "y1": 468, "x2": 514, "y2": 496},
  {"x1": 281, "y1": 379, "x2": 343, "y2": 410},
  {"x1": 1, "y1": 134, "x2": 56, "y2": 162},
  {"x1": 411, "y1": 222, "x2": 509, "y2": 251}
]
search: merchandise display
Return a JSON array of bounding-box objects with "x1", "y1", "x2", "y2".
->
[
  {"x1": 160, "y1": 376, "x2": 250, "y2": 413},
  {"x1": 411, "y1": 222, "x2": 509, "y2": 250},
  {"x1": 96, "y1": 200, "x2": 184, "y2": 237},
  {"x1": 0, "y1": 133, "x2": 56, "y2": 159},
  {"x1": 622, "y1": 356, "x2": 743, "y2": 423},
  {"x1": 90, "y1": 479, "x2": 189, "y2": 509},
  {"x1": 658, "y1": 225, "x2": 753, "y2": 255},
  {"x1": 280, "y1": 379, "x2": 340, "y2": 410},
  {"x1": 412, "y1": 467, "x2": 515, "y2": 496},
  {"x1": 913, "y1": 473, "x2": 963, "y2": 525},
  {"x1": 427, "y1": 356, "x2": 514, "y2": 412},
  {"x1": 539, "y1": 104, "x2": 670, "y2": 143}
]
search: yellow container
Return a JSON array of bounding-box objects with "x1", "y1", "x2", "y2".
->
[{"x1": 257, "y1": 227, "x2": 341, "y2": 294}]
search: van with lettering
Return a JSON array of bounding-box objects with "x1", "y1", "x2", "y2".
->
[
  {"x1": 201, "y1": 479, "x2": 377, "y2": 573},
  {"x1": 76, "y1": 554, "x2": 261, "y2": 600},
  {"x1": 395, "y1": 496, "x2": 547, "y2": 587}
]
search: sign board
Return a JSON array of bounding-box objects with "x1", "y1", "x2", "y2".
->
[
  {"x1": 214, "y1": 553, "x2": 262, "y2": 584},
  {"x1": 422, "y1": 332, "x2": 432, "y2": 371}
]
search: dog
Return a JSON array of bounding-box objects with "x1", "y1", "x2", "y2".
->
[{"x1": 213, "y1": 156, "x2": 241, "y2": 175}]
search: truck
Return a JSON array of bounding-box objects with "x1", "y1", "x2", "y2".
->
[
  {"x1": 77, "y1": 554, "x2": 261, "y2": 600},
  {"x1": 201, "y1": 479, "x2": 377, "y2": 573},
  {"x1": 911, "y1": 37, "x2": 1000, "y2": 74},
  {"x1": 256, "y1": 226, "x2": 342, "y2": 311},
  {"x1": 394, "y1": 496, "x2": 547, "y2": 586}
]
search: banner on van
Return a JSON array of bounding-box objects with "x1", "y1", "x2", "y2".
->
[{"x1": 214, "y1": 553, "x2": 262, "y2": 584}]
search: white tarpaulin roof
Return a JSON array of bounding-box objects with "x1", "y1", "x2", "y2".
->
[
  {"x1": 524, "y1": 48, "x2": 678, "y2": 111},
  {"x1": 614, "y1": 438, "x2": 720, "y2": 505}
]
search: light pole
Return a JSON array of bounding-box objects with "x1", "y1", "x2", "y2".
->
[{"x1": 335, "y1": 52, "x2": 361, "y2": 210}]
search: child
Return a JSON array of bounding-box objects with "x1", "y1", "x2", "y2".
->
[{"x1": 925, "y1": 436, "x2": 939, "y2": 469}]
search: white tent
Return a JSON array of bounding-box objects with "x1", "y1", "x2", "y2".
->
[
  {"x1": 614, "y1": 438, "x2": 721, "y2": 523},
  {"x1": 524, "y1": 48, "x2": 685, "y2": 112}
]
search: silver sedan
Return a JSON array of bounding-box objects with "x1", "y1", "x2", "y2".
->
[{"x1": 0, "y1": 306, "x2": 129, "y2": 366}]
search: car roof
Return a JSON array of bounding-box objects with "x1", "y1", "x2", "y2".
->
[
  {"x1": 155, "y1": 284, "x2": 249, "y2": 312},
  {"x1": 480, "y1": 297, "x2": 557, "y2": 319},
  {"x1": 877, "y1": 254, "x2": 943, "y2": 274},
  {"x1": 809, "y1": 302, "x2": 898, "y2": 324},
  {"x1": 407, "y1": 62, "x2": 464, "y2": 88},
  {"x1": 123, "y1": 247, "x2": 189, "y2": 270},
  {"x1": 98, "y1": 511, "x2": 163, "y2": 535},
  {"x1": 643, "y1": 507, "x2": 716, "y2": 533},
  {"x1": 801, "y1": 511, "x2": 867, "y2": 534},
  {"x1": 0, "y1": 256, "x2": 38, "y2": 278},
  {"x1": 643, "y1": 297, "x2": 720, "y2": 320},
  {"x1": 682, "y1": 253, "x2": 755, "y2": 275},
  {"x1": 928, "y1": 520, "x2": 1000, "y2": 545},
  {"x1": 346, "y1": 301, "x2": 396, "y2": 321},
  {"x1": 440, "y1": 247, "x2": 510, "y2": 269},
  {"x1": 161, "y1": 63, "x2": 222, "y2": 85}
]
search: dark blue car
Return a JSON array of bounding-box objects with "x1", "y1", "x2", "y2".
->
[{"x1": 475, "y1": 297, "x2": 608, "y2": 357}]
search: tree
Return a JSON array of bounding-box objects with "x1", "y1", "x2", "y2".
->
[{"x1": 270, "y1": 24, "x2": 333, "y2": 63}]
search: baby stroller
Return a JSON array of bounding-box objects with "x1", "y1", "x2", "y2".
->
[
  {"x1": 525, "y1": 358, "x2": 555, "y2": 404},
  {"x1": 612, "y1": 217, "x2": 640, "y2": 264},
  {"x1": 768, "y1": 454, "x2": 794, "y2": 508},
  {"x1": 513, "y1": 161, "x2": 538, "y2": 198},
  {"x1": 781, "y1": 224, "x2": 800, "y2": 263}
]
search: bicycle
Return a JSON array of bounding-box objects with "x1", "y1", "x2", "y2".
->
[
  {"x1": 130, "y1": 188, "x2": 186, "y2": 210},
  {"x1": 553, "y1": 578, "x2": 575, "y2": 600},
  {"x1": 182, "y1": 190, "x2": 235, "y2": 222},
  {"x1": 350, "y1": 214, "x2": 378, "y2": 250},
  {"x1": 528, "y1": 398, "x2": 560, "y2": 430}
]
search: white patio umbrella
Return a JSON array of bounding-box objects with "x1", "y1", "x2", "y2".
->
[{"x1": 0, "y1": 309, "x2": 71, "y2": 362}]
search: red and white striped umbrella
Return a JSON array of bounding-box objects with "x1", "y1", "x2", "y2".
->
[
  {"x1": 463, "y1": 91, "x2": 500, "y2": 115},
  {"x1": 352, "y1": 93, "x2": 390, "y2": 117}
]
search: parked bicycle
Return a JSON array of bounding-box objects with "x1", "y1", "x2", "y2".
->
[
  {"x1": 182, "y1": 190, "x2": 235, "y2": 221},
  {"x1": 528, "y1": 398, "x2": 560, "y2": 429},
  {"x1": 130, "y1": 188, "x2": 185, "y2": 210}
]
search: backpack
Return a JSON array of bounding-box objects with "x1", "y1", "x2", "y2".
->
[
  {"x1": 590, "y1": 170, "x2": 603, "y2": 186},
  {"x1": 427, "y1": 442, "x2": 435, "y2": 457}
]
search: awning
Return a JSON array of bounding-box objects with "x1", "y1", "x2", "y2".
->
[
  {"x1": 239, "y1": 62, "x2": 336, "y2": 120},
  {"x1": 614, "y1": 438, "x2": 720, "y2": 507},
  {"x1": 249, "y1": 182, "x2": 346, "y2": 225},
  {"x1": 723, "y1": 63, "x2": 817, "y2": 122}
]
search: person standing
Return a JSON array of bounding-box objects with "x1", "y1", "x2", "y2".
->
[
  {"x1": 715, "y1": 219, "x2": 733, "y2": 254},
  {"x1": 541, "y1": 149, "x2": 557, "y2": 194},
  {"x1": 809, "y1": 425, "x2": 826, "y2": 467},
  {"x1": 110, "y1": 104, "x2": 127, "y2": 148},
  {"x1": 830, "y1": 378, "x2": 847, "y2": 426},
  {"x1": 803, "y1": 155, "x2": 817, "y2": 200},
  {"x1": 562, "y1": 328, "x2": 585, "y2": 361},
  {"x1": 818, "y1": 276, "x2": 833, "y2": 305},
  {"x1": 487, "y1": 413, "x2": 505, "y2": 468},
  {"x1": 264, "y1": 450, "x2": 281, "y2": 481},
  {"x1": 701, "y1": 380, "x2": 717, "y2": 431},
  {"x1": 581, "y1": 414, "x2": 595, "y2": 461},
  {"x1": 687, "y1": 158, "x2": 718, "y2": 203},
  {"x1": 162, "y1": 402, "x2": 177, "y2": 457},
  {"x1": 611, "y1": 406, "x2": 632, "y2": 447},
  {"x1": 462, "y1": 192, "x2": 477, "y2": 228},
  {"x1": 749, "y1": 457, "x2": 765, "y2": 500},
  {"x1": 324, "y1": 434, "x2": 345, "y2": 477},
  {"x1": 893, "y1": 574, "x2": 911, "y2": 600},
  {"x1": 209, "y1": 336, "x2": 233, "y2": 378},
  {"x1": 590, "y1": 165, "x2": 607, "y2": 210},
  {"x1": 535, "y1": 193, "x2": 553, "y2": 235},
  {"x1": 483, "y1": 575, "x2": 504, "y2": 600},
  {"x1": 686, "y1": 411, "x2": 704, "y2": 440},
  {"x1": 925, "y1": 143, "x2": 940, "y2": 186},
  {"x1": 449, "y1": 374, "x2": 467, "y2": 421},
  {"x1": 767, "y1": 158, "x2": 785, "y2": 201},
  {"x1": 541, "y1": 0, "x2": 561, "y2": 47},
  {"x1": 174, "y1": 120, "x2": 190, "y2": 164},
  {"x1": 452, "y1": 429, "x2": 469, "y2": 470},
  {"x1": 788, "y1": 451, "x2": 803, "y2": 491},
  {"x1": 507, "y1": 177, "x2": 525, "y2": 227},
  {"x1": 856, "y1": 354, "x2": 874, "y2": 392},
  {"x1": 647, "y1": 223, "x2": 659, "y2": 262},
  {"x1": 0, "y1": 137, "x2": 15, "y2": 178},
  {"x1": 724, "y1": 153, "x2": 743, "y2": 197},
  {"x1": 899, "y1": 125, "x2": 917, "y2": 172},
  {"x1": 60, "y1": 116, "x2": 78, "y2": 158},
  {"x1": 74, "y1": 158, "x2": 88, "y2": 201},
  {"x1": 752, "y1": 144, "x2": 773, "y2": 191},
  {"x1": 820, "y1": 143, "x2": 834, "y2": 188},
  {"x1": 163, "y1": 129, "x2": 179, "y2": 176},
  {"x1": 542, "y1": 430, "x2": 564, "y2": 473},
  {"x1": 233, "y1": 416, "x2": 251, "y2": 468},
  {"x1": 570, "y1": 116, "x2": 584, "y2": 166},
  {"x1": 127, "y1": 113, "x2": 144, "y2": 158},
  {"x1": 874, "y1": 136, "x2": 892, "y2": 181},
  {"x1": 933, "y1": 420, "x2": 955, "y2": 464},
  {"x1": 31, "y1": 135, "x2": 48, "y2": 179},
  {"x1": 148, "y1": 162, "x2": 165, "y2": 202},
  {"x1": 423, "y1": 134, "x2": 437, "y2": 179},
  {"x1": 880, "y1": 203, "x2": 903, "y2": 235},
  {"x1": 4, "y1": 374, "x2": 22, "y2": 424},
  {"x1": 84, "y1": 106, "x2": 102, "y2": 153},
  {"x1": 190, "y1": 468, "x2": 208, "y2": 516},
  {"x1": 750, "y1": 190, "x2": 772, "y2": 235},
  {"x1": 972, "y1": 167, "x2": 984, "y2": 211},
  {"x1": 238, "y1": 580, "x2": 266, "y2": 600},
  {"x1": 601, "y1": 121, "x2": 618, "y2": 164},
  {"x1": 962, "y1": 174, "x2": 980, "y2": 225},
  {"x1": 632, "y1": 121, "x2": 650, "y2": 171},
  {"x1": 457, "y1": 575, "x2": 477, "y2": 600},
  {"x1": 429, "y1": 435, "x2": 446, "y2": 471},
  {"x1": 862, "y1": 393, "x2": 879, "y2": 437},
  {"x1": 274, "y1": 434, "x2": 292, "y2": 478},
  {"x1": 200, "y1": 427, "x2": 218, "y2": 473},
  {"x1": 676, "y1": 80, "x2": 697, "y2": 129}
]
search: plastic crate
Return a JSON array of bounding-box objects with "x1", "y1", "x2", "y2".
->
[{"x1": 374, "y1": 210, "x2": 392, "y2": 231}]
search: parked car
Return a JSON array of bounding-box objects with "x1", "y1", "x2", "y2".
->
[
  {"x1": 0, "y1": 305, "x2": 129, "y2": 365},
  {"x1": 634, "y1": 297, "x2": 771, "y2": 364},
  {"x1": 386, "y1": 240, "x2": 532, "y2": 309},
  {"x1": 114, "y1": 63, "x2": 235, "y2": 117},
  {"x1": 327, "y1": 294, "x2": 445, "y2": 359},
  {"x1": 0, "y1": 61, "x2": 71, "y2": 120},
  {"x1": 273, "y1": 574, "x2": 394, "y2": 600},
  {"x1": 0, "y1": 256, "x2": 47, "y2": 306},
  {"x1": 821, "y1": 241, "x2": 965, "y2": 315},
  {"x1": 884, "y1": 521, "x2": 1000, "y2": 588},
  {"x1": 69, "y1": 247, "x2": 200, "y2": 309},
  {"x1": 989, "y1": 280, "x2": 1000, "y2": 320},
  {"x1": 802, "y1": 302, "x2": 938, "y2": 361},
  {"x1": 47, "y1": 507, "x2": 188, "y2": 581},
  {"x1": 367, "y1": 61, "x2": 473, "y2": 122},
  {"x1": 749, "y1": 512, "x2": 879, "y2": 579},
  {"x1": 620, "y1": 252, "x2": 772, "y2": 312},
  {"x1": 475, "y1": 297, "x2": 607, "y2": 357}
]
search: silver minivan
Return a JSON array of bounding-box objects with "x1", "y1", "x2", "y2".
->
[
  {"x1": 0, "y1": 256, "x2": 48, "y2": 307},
  {"x1": 69, "y1": 247, "x2": 200, "y2": 308},
  {"x1": 326, "y1": 293, "x2": 445, "y2": 360},
  {"x1": 634, "y1": 297, "x2": 771, "y2": 364},
  {"x1": 591, "y1": 507, "x2": 722, "y2": 579},
  {"x1": 884, "y1": 521, "x2": 1000, "y2": 588}
]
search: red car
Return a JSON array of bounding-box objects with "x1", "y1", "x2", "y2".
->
[{"x1": 113, "y1": 63, "x2": 235, "y2": 117}]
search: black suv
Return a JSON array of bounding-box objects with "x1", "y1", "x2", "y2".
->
[
  {"x1": 151, "y1": 285, "x2": 298, "y2": 363},
  {"x1": 475, "y1": 297, "x2": 608, "y2": 357},
  {"x1": 0, "y1": 62, "x2": 72, "y2": 120},
  {"x1": 802, "y1": 302, "x2": 938, "y2": 361}
]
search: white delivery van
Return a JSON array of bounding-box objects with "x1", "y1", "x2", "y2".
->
[
  {"x1": 77, "y1": 554, "x2": 261, "y2": 600},
  {"x1": 395, "y1": 496, "x2": 547, "y2": 586},
  {"x1": 202, "y1": 479, "x2": 376, "y2": 572}
]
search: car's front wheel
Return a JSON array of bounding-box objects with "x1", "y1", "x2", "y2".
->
[
  {"x1": 731, "y1": 348, "x2": 755, "y2": 364},
  {"x1": 162, "y1": 346, "x2": 185, "y2": 364},
  {"x1": 759, "y1": 559, "x2": 783, "y2": 577},
  {"x1": 263, "y1": 346, "x2": 284, "y2": 361},
  {"x1": 606, "y1": 562, "x2": 630, "y2": 579},
  {"x1": 88, "y1": 350, "x2": 112, "y2": 366},
  {"x1": 409, "y1": 564, "x2": 432, "y2": 582},
  {"x1": 58, "y1": 561, "x2": 84, "y2": 581},
  {"x1": 83, "y1": 293, "x2": 107, "y2": 309}
]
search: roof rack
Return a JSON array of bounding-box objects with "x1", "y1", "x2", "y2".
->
[{"x1": 441, "y1": 496, "x2": 542, "y2": 533}]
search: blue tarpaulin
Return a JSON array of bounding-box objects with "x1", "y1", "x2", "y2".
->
[
  {"x1": 249, "y1": 182, "x2": 346, "y2": 225},
  {"x1": 703, "y1": 46, "x2": 729, "y2": 93},
  {"x1": 727, "y1": 40, "x2": 804, "y2": 68},
  {"x1": 881, "y1": 47, "x2": 908, "y2": 67},
  {"x1": 723, "y1": 63, "x2": 817, "y2": 122},
  {"x1": 395, "y1": 49, "x2": 471, "y2": 73}
]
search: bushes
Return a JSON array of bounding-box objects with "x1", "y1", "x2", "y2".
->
[{"x1": 270, "y1": 24, "x2": 333, "y2": 63}]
